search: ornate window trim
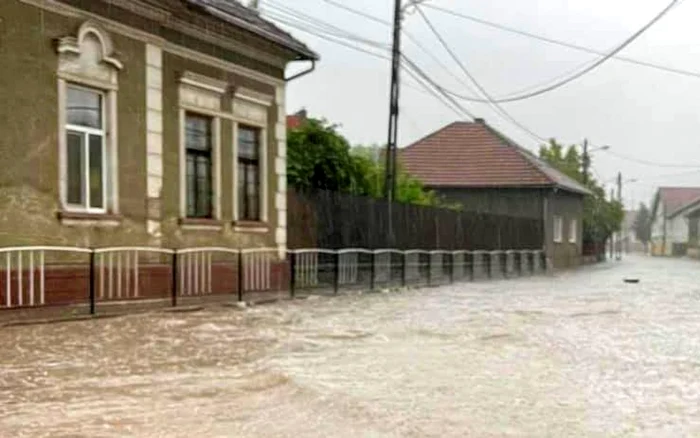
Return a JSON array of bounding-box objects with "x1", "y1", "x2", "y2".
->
[
  {"x1": 232, "y1": 88, "x2": 273, "y2": 224},
  {"x1": 57, "y1": 22, "x2": 122, "y2": 220},
  {"x1": 178, "y1": 72, "x2": 225, "y2": 224}
]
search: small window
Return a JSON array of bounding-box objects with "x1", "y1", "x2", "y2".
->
[
  {"x1": 238, "y1": 126, "x2": 261, "y2": 221},
  {"x1": 65, "y1": 86, "x2": 106, "y2": 211},
  {"x1": 553, "y1": 215, "x2": 563, "y2": 243},
  {"x1": 569, "y1": 219, "x2": 578, "y2": 243},
  {"x1": 185, "y1": 113, "x2": 213, "y2": 218}
]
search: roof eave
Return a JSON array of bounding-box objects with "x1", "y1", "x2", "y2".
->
[{"x1": 192, "y1": 1, "x2": 319, "y2": 61}]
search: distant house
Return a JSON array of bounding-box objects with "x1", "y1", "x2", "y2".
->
[
  {"x1": 287, "y1": 109, "x2": 308, "y2": 130},
  {"x1": 650, "y1": 187, "x2": 700, "y2": 256},
  {"x1": 401, "y1": 119, "x2": 590, "y2": 269}
]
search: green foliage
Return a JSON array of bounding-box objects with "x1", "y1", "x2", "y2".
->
[
  {"x1": 287, "y1": 118, "x2": 360, "y2": 192},
  {"x1": 539, "y1": 139, "x2": 624, "y2": 244},
  {"x1": 633, "y1": 203, "x2": 652, "y2": 244},
  {"x1": 287, "y1": 118, "x2": 442, "y2": 206}
]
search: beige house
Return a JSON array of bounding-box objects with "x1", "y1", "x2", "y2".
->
[{"x1": 0, "y1": 0, "x2": 316, "y2": 257}]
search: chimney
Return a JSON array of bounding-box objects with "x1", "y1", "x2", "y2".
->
[{"x1": 474, "y1": 117, "x2": 486, "y2": 124}]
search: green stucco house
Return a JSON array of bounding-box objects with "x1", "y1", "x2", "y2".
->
[{"x1": 0, "y1": 0, "x2": 316, "y2": 255}]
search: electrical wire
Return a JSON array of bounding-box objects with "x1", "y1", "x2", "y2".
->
[
  {"x1": 603, "y1": 149, "x2": 700, "y2": 169},
  {"x1": 422, "y1": 2, "x2": 700, "y2": 81},
  {"x1": 415, "y1": 6, "x2": 547, "y2": 144},
  {"x1": 263, "y1": 1, "x2": 389, "y2": 49},
  {"x1": 425, "y1": 0, "x2": 681, "y2": 104},
  {"x1": 260, "y1": 8, "x2": 476, "y2": 120},
  {"x1": 321, "y1": 0, "x2": 391, "y2": 26}
]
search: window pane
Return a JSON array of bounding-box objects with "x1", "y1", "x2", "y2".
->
[
  {"x1": 185, "y1": 114, "x2": 212, "y2": 151},
  {"x1": 67, "y1": 131, "x2": 84, "y2": 206},
  {"x1": 196, "y1": 156, "x2": 212, "y2": 217},
  {"x1": 238, "y1": 126, "x2": 258, "y2": 159},
  {"x1": 186, "y1": 156, "x2": 196, "y2": 217},
  {"x1": 88, "y1": 134, "x2": 104, "y2": 209},
  {"x1": 238, "y1": 163, "x2": 246, "y2": 219},
  {"x1": 67, "y1": 87, "x2": 102, "y2": 129}
]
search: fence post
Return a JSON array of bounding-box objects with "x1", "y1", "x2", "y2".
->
[
  {"x1": 449, "y1": 252, "x2": 454, "y2": 284},
  {"x1": 470, "y1": 253, "x2": 475, "y2": 281},
  {"x1": 401, "y1": 251, "x2": 407, "y2": 287},
  {"x1": 237, "y1": 251, "x2": 244, "y2": 302},
  {"x1": 369, "y1": 251, "x2": 376, "y2": 291},
  {"x1": 171, "y1": 252, "x2": 178, "y2": 307},
  {"x1": 487, "y1": 252, "x2": 492, "y2": 279},
  {"x1": 89, "y1": 250, "x2": 96, "y2": 315},
  {"x1": 289, "y1": 251, "x2": 296, "y2": 299},
  {"x1": 426, "y1": 253, "x2": 432, "y2": 287},
  {"x1": 333, "y1": 251, "x2": 340, "y2": 295}
]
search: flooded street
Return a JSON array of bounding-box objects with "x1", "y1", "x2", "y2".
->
[{"x1": 2, "y1": 255, "x2": 700, "y2": 437}]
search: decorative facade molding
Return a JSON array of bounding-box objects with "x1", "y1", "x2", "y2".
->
[
  {"x1": 104, "y1": 0, "x2": 171, "y2": 22},
  {"x1": 234, "y1": 87, "x2": 274, "y2": 107},
  {"x1": 180, "y1": 71, "x2": 229, "y2": 95},
  {"x1": 57, "y1": 21, "x2": 121, "y2": 215},
  {"x1": 57, "y1": 21, "x2": 123, "y2": 71}
]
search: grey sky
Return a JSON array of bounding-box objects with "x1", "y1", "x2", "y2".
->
[{"x1": 266, "y1": 0, "x2": 700, "y2": 209}]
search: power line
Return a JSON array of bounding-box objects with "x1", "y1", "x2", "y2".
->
[
  {"x1": 423, "y1": 0, "x2": 681, "y2": 104},
  {"x1": 415, "y1": 6, "x2": 546, "y2": 144},
  {"x1": 263, "y1": 2, "x2": 389, "y2": 49},
  {"x1": 422, "y1": 3, "x2": 699, "y2": 81},
  {"x1": 260, "y1": 9, "x2": 475, "y2": 120},
  {"x1": 603, "y1": 149, "x2": 700, "y2": 169},
  {"x1": 321, "y1": 0, "x2": 391, "y2": 26},
  {"x1": 319, "y1": 0, "x2": 486, "y2": 99},
  {"x1": 402, "y1": 56, "x2": 477, "y2": 120}
]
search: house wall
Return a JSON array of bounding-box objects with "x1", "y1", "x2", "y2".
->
[
  {"x1": 433, "y1": 187, "x2": 584, "y2": 268},
  {"x1": 434, "y1": 187, "x2": 545, "y2": 219},
  {"x1": 650, "y1": 201, "x2": 667, "y2": 256},
  {"x1": 544, "y1": 190, "x2": 584, "y2": 269},
  {"x1": 0, "y1": 1, "x2": 148, "y2": 247},
  {"x1": 666, "y1": 216, "x2": 688, "y2": 256},
  {"x1": 0, "y1": 1, "x2": 289, "y2": 255}
]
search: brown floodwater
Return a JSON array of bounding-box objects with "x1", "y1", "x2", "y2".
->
[{"x1": 2, "y1": 255, "x2": 700, "y2": 437}]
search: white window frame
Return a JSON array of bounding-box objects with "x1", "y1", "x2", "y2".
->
[
  {"x1": 64, "y1": 85, "x2": 108, "y2": 214},
  {"x1": 56, "y1": 22, "x2": 121, "y2": 216},
  {"x1": 569, "y1": 218, "x2": 578, "y2": 244},
  {"x1": 553, "y1": 215, "x2": 563, "y2": 243},
  {"x1": 232, "y1": 88, "x2": 272, "y2": 224}
]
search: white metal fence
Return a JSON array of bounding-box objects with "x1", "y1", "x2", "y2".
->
[{"x1": 0, "y1": 246, "x2": 548, "y2": 313}]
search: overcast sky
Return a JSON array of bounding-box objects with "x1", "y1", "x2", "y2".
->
[{"x1": 264, "y1": 0, "x2": 700, "y2": 209}]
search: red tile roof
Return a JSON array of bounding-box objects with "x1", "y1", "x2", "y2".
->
[
  {"x1": 286, "y1": 109, "x2": 308, "y2": 130},
  {"x1": 401, "y1": 121, "x2": 589, "y2": 194},
  {"x1": 287, "y1": 115, "x2": 303, "y2": 130},
  {"x1": 657, "y1": 187, "x2": 700, "y2": 217}
]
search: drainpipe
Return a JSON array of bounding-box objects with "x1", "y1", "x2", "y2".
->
[{"x1": 285, "y1": 60, "x2": 316, "y2": 82}]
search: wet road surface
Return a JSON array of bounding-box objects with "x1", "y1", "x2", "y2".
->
[{"x1": 1, "y1": 255, "x2": 700, "y2": 437}]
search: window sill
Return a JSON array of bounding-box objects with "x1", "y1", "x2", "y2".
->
[
  {"x1": 179, "y1": 218, "x2": 224, "y2": 231},
  {"x1": 233, "y1": 221, "x2": 269, "y2": 234},
  {"x1": 57, "y1": 210, "x2": 123, "y2": 228}
]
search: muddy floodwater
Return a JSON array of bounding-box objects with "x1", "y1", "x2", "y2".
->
[{"x1": 2, "y1": 255, "x2": 700, "y2": 437}]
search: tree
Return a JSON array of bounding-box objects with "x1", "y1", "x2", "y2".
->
[
  {"x1": 633, "y1": 203, "x2": 652, "y2": 246},
  {"x1": 287, "y1": 118, "x2": 363, "y2": 192},
  {"x1": 287, "y1": 117, "x2": 441, "y2": 206},
  {"x1": 539, "y1": 140, "x2": 624, "y2": 246}
]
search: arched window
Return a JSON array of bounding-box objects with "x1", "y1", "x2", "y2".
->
[{"x1": 57, "y1": 22, "x2": 121, "y2": 215}]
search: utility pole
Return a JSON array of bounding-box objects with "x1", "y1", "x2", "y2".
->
[
  {"x1": 610, "y1": 187, "x2": 615, "y2": 260},
  {"x1": 383, "y1": 0, "x2": 403, "y2": 202},
  {"x1": 617, "y1": 172, "x2": 622, "y2": 260},
  {"x1": 582, "y1": 139, "x2": 589, "y2": 185}
]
